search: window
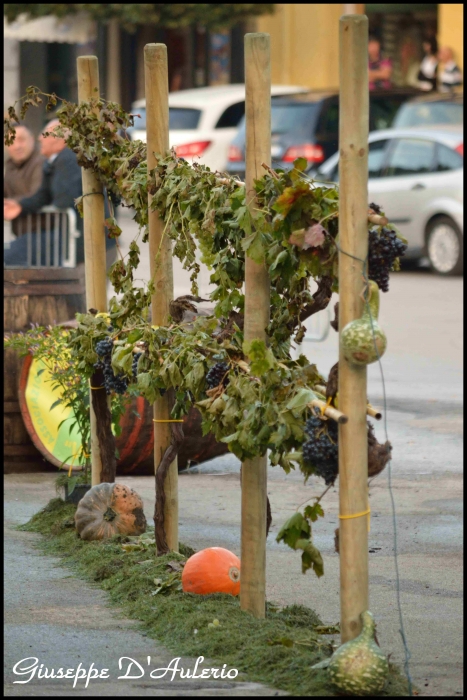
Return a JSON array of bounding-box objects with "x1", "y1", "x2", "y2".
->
[
  {"x1": 383, "y1": 138, "x2": 435, "y2": 176},
  {"x1": 317, "y1": 102, "x2": 339, "y2": 135},
  {"x1": 436, "y1": 143, "x2": 464, "y2": 171},
  {"x1": 215, "y1": 102, "x2": 245, "y2": 128},
  {"x1": 129, "y1": 107, "x2": 202, "y2": 131},
  {"x1": 393, "y1": 101, "x2": 464, "y2": 128},
  {"x1": 169, "y1": 108, "x2": 202, "y2": 130},
  {"x1": 368, "y1": 139, "x2": 389, "y2": 178}
]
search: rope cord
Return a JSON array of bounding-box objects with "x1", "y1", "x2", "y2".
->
[
  {"x1": 153, "y1": 419, "x2": 184, "y2": 423},
  {"x1": 336, "y1": 238, "x2": 413, "y2": 695},
  {"x1": 338, "y1": 507, "x2": 371, "y2": 532},
  {"x1": 81, "y1": 191, "x2": 104, "y2": 199}
]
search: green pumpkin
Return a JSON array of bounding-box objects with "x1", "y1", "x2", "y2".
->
[
  {"x1": 341, "y1": 281, "x2": 387, "y2": 366},
  {"x1": 325, "y1": 611, "x2": 389, "y2": 695}
]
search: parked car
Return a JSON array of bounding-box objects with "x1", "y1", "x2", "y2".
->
[
  {"x1": 312, "y1": 126, "x2": 463, "y2": 275},
  {"x1": 226, "y1": 88, "x2": 421, "y2": 178},
  {"x1": 393, "y1": 92, "x2": 463, "y2": 129},
  {"x1": 126, "y1": 84, "x2": 308, "y2": 172}
]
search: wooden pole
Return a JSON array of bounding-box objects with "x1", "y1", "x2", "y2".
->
[
  {"x1": 106, "y1": 19, "x2": 121, "y2": 104},
  {"x1": 240, "y1": 32, "x2": 271, "y2": 619},
  {"x1": 77, "y1": 56, "x2": 107, "y2": 487},
  {"x1": 338, "y1": 14, "x2": 370, "y2": 643},
  {"x1": 144, "y1": 43, "x2": 178, "y2": 553}
]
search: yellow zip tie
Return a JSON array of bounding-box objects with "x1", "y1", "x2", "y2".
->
[
  {"x1": 90, "y1": 386, "x2": 105, "y2": 390},
  {"x1": 153, "y1": 419, "x2": 184, "y2": 423},
  {"x1": 338, "y1": 507, "x2": 371, "y2": 532}
]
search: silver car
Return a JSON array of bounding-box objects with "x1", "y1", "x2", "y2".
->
[{"x1": 313, "y1": 126, "x2": 463, "y2": 275}]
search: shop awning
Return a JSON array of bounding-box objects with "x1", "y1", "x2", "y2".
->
[{"x1": 4, "y1": 13, "x2": 96, "y2": 44}]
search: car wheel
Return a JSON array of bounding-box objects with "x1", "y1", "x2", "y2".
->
[{"x1": 426, "y1": 217, "x2": 463, "y2": 276}]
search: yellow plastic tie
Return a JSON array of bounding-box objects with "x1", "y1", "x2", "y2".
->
[
  {"x1": 338, "y1": 507, "x2": 371, "y2": 532},
  {"x1": 153, "y1": 419, "x2": 184, "y2": 423},
  {"x1": 90, "y1": 386, "x2": 105, "y2": 390}
]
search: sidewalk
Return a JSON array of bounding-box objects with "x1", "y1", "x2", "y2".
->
[{"x1": 4, "y1": 475, "x2": 284, "y2": 697}]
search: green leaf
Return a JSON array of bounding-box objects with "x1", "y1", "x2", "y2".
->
[
  {"x1": 285, "y1": 387, "x2": 318, "y2": 412},
  {"x1": 242, "y1": 339, "x2": 276, "y2": 377},
  {"x1": 293, "y1": 157, "x2": 308, "y2": 172},
  {"x1": 304, "y1": 503, "x2": 325, "y2": 522},
  {"x1": 49, "y1": 399, "x2": 63, "y2": 411},
  {"x1": 295, "y1": 539, "x2": 324, "y2": 577}
]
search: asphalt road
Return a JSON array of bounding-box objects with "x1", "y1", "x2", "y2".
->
[{"x1": 4, "y1": 207, "x2": 462, "y2": 696}]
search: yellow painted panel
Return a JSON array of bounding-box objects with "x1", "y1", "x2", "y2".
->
[
  {"x1": 257, "y1": 4, "x2": 343, "y2": 89},
  {"x1": 438, "y1": 4, "x2": 463, "y2": 71}
]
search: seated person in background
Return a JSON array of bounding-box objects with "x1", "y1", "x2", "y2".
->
[
  {"x1": 4, "y1": 118, "x2": 116, "y2": 268},
  {"x1": 438, "y1": 47, "x2": 463, "y2": 93},
  {"x1": 4, "y1": 123, "x2": 44, "y2": 236},
  {"x1": 368, "y1": 36, "x2": 393, "y2": 90}
]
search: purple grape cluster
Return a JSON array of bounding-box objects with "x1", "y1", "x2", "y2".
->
[
  {"x1": 206, "y1": 362, "x2": 230, "y2": 389},
  {"x1": 368, "y1": 227, "x2": 407, "y2": 292},
  {"x1": 94, "y1": 338, "x2": 128, "y2": 395},
  {"x1": 302, "y1": 411, "x2": 338, "y2": 485}
]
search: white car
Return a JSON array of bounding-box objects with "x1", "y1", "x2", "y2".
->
[
  {"x1": 312, "y1": 126, "x2": 464, "y2": 275},
  {"x1": 127, "y1": 84, "x2": 308, "y2": 173}
]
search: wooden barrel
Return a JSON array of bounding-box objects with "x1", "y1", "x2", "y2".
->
[
  {"x1": 116, "y1": 396, "x2": 228, "y2": 474},
  {"x1": 18, "y1": 342, "x2": 229, "y2": 476},
  {"x1": 4, "y1": 267, "x2": 86, "y2": 473}
]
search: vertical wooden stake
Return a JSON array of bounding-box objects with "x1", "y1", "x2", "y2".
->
[
  {"x1": 77, "y1": 56, "x2": 107, "y2": 487},
  {"x1": 338, "y1": 14, "x2": 370, "y2": 643},
  {"x1": 240, "y1": 33, "x2": 271, "y2": 618},
  {"x1": 144, "y1": 43, "x2": 178, "y2": 553}
]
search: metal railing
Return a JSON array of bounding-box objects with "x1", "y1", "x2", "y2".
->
[{"x1": 4, "y1": 206, "x2": 80, "y2": 268}]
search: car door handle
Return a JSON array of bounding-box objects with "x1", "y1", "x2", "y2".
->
[{"x1": 411, "y1": 183, "x2": 426, "y2": 190}]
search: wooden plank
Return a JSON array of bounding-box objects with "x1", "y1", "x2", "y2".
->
[
  {"x1": 77, "y1": 55, "x2": 108, "y2": 487},
  {"x1": 240, "y1": 32, "x2": 271, "y2": 620},
  {"x1": 4, "y1": 283, "x2": 86, "y2": 297},
  {"x1": 4, "y1": 267, "x2": 85, "y2": 282},
  {"x1": 4, "y1": 402, "x2": 20, "y2": 413},
  {"x1": 3, "y1": 444, "x2": 43, "y2": 456},
  {"x1": 145, "y1": 42, "x2": 178, "y2": 553},
  {"x1": 338, "y1": 13, "x2": 370, "y2": 644}
]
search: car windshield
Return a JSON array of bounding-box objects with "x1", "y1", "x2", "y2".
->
[
  {"x1": 393, "y1": 101, "x2": 463, "y2": 128},
  {"x1": 129, "y1": 107, "x2": 202, "y2": 131},
  {"x1": 236, "y1": 102, "x2": 321, "y2": 139}
]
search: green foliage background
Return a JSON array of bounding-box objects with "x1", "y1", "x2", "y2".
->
[{"x1": 4, "y1": 4, "x2": 275, "y2": 31}]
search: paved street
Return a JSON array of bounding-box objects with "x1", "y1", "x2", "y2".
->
[
  {"x1": 4, "y1": 206, "x2": 463, "y2": 696},
  {"x1": 111, "y1": 206, "x2": 464, "y2": 697}
]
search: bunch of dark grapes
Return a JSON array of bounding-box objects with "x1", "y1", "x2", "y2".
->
[
  {"x1": 94, "y1": 338, "x2": 128, "y2": 395},
  {"x1": 368, "y1": 227, "x2": 407, "y2": 292},
  {"x1": 302, "y1": 412, "x2": 339, "y2": 485},
  {"x1": 132, "y1": 352, "x2": 142, "y2": 378},
  {"x1": 206, "y1": 362, "x2": 230, "y2": 390}
]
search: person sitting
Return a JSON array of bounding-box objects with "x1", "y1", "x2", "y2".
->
[
  {"x1": 4, "y1": 123, "x2": 45, "y2": 236},
  {"x1": 368, "y1": 36, "x2": 393, "y2": 90},
  {"x1": 416, "y1": 38, "x2": 438, "y2": 92},
  {"x1": 4, "y1": 118, "x2": 116, "y2": 268},
  {"x1": 438, "y1": 46, "x2": 463, "y2": 93}
]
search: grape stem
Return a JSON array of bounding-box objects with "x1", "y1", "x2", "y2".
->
[{"x1": 295, "y1": 482, "x2": 333, "y2": 513}]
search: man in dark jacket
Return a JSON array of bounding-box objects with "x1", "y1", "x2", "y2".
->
[{"x1": 4, "y1": 118, "x2": 116, "y2": 267}]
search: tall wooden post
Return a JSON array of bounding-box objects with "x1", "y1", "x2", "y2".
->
[
  {"x1": 144, "y1": 43, "x2": 178, "y2": 552},
  {"x1": 77, "y1": 56, "x2": 107, "y2": 487},
  {"x1": 240, "y1": 33, "x2": 271, "y2": 618},
  {"x1": 338, "y1": 14, "x2": 370, "y2": 643}
]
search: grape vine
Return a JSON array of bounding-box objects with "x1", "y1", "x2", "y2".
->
[{"x1": 4, "y1": 89, "x2": 407, "y2": 575}]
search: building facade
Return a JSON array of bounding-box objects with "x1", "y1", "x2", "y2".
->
[
  {"x1": 256, "y1": 3, "x2": 463, "y2": 90},
  {"x1": 4, "y1": 4, "x2": 463, "y2": 135}
]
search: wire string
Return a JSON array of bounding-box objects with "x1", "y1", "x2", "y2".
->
[{"x1": 336, "y1": 238, "x2": 413, "y2": 696}]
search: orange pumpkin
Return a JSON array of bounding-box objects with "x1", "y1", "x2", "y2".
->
[
  {"x1": 74, "y1": 483, "x2": 147, "y2": 541},
  {"x1": 182, "y1": 547, "x2": 241, "y2": 596}
]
